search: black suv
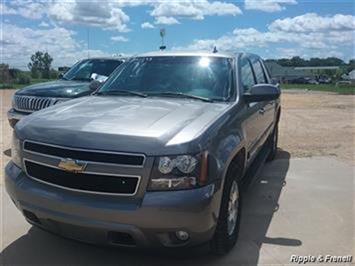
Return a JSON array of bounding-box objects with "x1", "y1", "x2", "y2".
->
[{"x1": 7, "y1": 57, "x2": 125, "y2": 127}]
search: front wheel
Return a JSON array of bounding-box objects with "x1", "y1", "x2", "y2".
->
[{"x1": 210, "y1": 166, "x2": 242, "y2": 255}]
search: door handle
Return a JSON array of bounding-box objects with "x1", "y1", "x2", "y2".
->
[{"x1": 259, "y1": 108, "x2": 265, "y2": 114}]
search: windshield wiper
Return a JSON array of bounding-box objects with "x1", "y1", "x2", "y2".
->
[
  {"x1": 72, "y1": 77, "x2": 91, "y2": 82},
  {"x1": 147, "y1": 91, "x2": 213, "y2": 102},
  {"x1": 95, "y1": 90, "x2": 147, "y2": 98}
]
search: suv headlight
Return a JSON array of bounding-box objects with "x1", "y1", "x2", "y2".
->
[
  {"x1": 11, "y1": 133, "x2": 22, "y2": 169},
  {"x1": 11, "y1": 95, "x2": 17, "y2": 109},
  {"x1": 55, "y1": 99, "x2": 68, "y2": 105},
  {"x1": 147, "y1": 152, "x2": 208, "y2": 191}
]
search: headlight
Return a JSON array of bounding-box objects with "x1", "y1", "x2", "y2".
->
[
  {"x1": 54, "y1": 99, "x2": 68, "y2": 105},
  {"x1": 11, "y1": 95, "x2": 17, "y2": 109},
  {"x1": 11, "y1": 133, "x2": 22, "y2": 169},
  {"x1": 148, "y1": 152, "x2": 208, "y2": 191}
]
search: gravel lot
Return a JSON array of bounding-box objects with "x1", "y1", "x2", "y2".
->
[
  {"x1": 1, "y1": 88, "x2": 354, "y2": 175},
  {"x1": 278, "y1": 90, "x2": 354, "y2": 164}
]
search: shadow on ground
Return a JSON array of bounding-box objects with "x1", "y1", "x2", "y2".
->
[
  {"x1": 1, "y1": 149, "x2": 299, "y2": 265},
  {"x1": 3, "y1": 148, "x2": 11, "y2": 157}
]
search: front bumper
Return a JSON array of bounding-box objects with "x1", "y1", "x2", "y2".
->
[
  {"x1": 7, "y1": 108, "x2": 30, "y2": 128},
  {"x1": 5, "y1": 161, "x2": 221, "y2": 248}
]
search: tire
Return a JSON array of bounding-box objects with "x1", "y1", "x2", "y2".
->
[
  {"x1": 266, "y1": 124, "x2": 278, "y2": 162},
  {"x1": 210, "y1": 161, "x2": 242, "y2": 255}
]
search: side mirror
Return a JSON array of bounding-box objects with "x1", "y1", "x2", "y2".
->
[
  {"x1": 244, "y1": 84, "x2": 280, "y2": 103},
  {"x1": 89, "y1": 80, "x2": 103, "y2": 91}
]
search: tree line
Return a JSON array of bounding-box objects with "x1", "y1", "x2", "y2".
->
[
  {"x1": 266, "y1": 56, "x2": 354, "y2": 72},
  {"x1": 1, "y1": 51, "x2": 57, "y2": 86}
]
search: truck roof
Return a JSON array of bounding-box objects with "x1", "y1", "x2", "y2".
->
[
  {"x1": 83, "y1": 57, "x2": 127, "y2": 61},
  {"x1": 136, "y1": 50, "x2": 240, "y2": 59}
]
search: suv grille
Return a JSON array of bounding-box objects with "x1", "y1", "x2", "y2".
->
[
  {"x1": 13, "y1": 95, "x2": 61, "y2": 112},
  {"x1": 25, "y1": 160, "x2": 140, "y2": 195},
  {"x1": 24, "y1": 141, "x2": 145, "y2": 167}
]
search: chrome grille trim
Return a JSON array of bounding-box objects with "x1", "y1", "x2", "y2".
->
[
  {"x1": 13, "y1": 95, "x2": 64, "y2": 113},
  {"x1": 23, "y1": 140, "x2": 146, "y2": 168},
  {"x1": 23, "y1": 158, "x2": 142, "y2": 196}
]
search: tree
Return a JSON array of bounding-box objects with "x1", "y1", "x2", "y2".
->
[
  {"x1": 274, "y1": 56, "x2": 346, "y2": 68},
  {"x1": 42, "y1": 52, "x2": 53, "y2": 78},
  {"x1": 0, "y1": 64, "x2": 10, "y2": 83},
  {"x1": 290, "y1": 56, "x2": 306, "y2": 67},
  {"x1": 347, "y1": 59, "x2": 355, "y2": 72},
  {"x1": 28, "y1": 51, "x2": 53, "y2": 79},
  {"x1": 322, "y1": 57, "x2": 345, "y2": 66}
]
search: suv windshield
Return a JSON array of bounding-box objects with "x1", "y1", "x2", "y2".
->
[
  {"x1": 98, "y1": 56, "x2": 234, "y2": 101},
  {"x1": 63, "y1": 59, "x2": 123, "y2": 81}
]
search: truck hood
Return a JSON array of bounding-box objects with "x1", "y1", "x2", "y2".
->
[
  {"x1": 16, "y1": 96, "x2": 231, "y2": 155},
  {"x1": 15, "y1": 80, "x2": 91, "y2": 98}
]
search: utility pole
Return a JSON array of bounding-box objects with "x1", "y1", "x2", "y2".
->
[
  {"x1": 159, "y1": 28, "x2": 166, "y2": 50},
  {"x1": 87, "y1": 28, "x2": 90, "y2": 58}
]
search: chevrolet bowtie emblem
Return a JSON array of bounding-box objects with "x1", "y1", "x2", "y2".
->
[{"x1": 58, "y1": 158, "x2": 87, "y2": 173}]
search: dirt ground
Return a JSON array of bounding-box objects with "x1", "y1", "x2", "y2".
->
[
  {"x1": 1, "y1": 89, "x2": 354, "y2": 183},
  {"x1": 278, "y1": 90, "x2": 354, "y2": 164}
]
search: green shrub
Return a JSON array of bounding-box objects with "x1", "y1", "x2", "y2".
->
[
  {"x1": 17, "y1": 73, "x2": 31, "y2": 84},
  {"x1": 30, "y1": 69, "x2": 39, "y2": 79},
  {"x1": 42, "y1": 69, "x2": 50, "y2": 79},
  {"x1": 9, "y1": 68, "x2": 20, "y2": 80},
  {"x1": 50, "y1": 69, "x2": 59, "y2": 79}
]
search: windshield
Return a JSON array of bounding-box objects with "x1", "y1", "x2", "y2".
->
[
  {"x1": 63, "y1": 59, "x2": 123, "y2": 81},
  {"x1": 98, "y1": 56, "x2": 234, "y2": 101}
]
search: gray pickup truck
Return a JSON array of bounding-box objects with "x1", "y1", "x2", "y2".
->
[{"x1": 5, "y1": 51, "x2": 280, "y2": 254}]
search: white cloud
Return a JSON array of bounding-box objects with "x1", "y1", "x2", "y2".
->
[
  {"x1": 111, "y1": 35, "x2": 129, "y2": 42},
  {"x1": 176, "y1": 13, "x2": 355, "y2": 60},
  {"x1": 276, "y1": 48, "x2": 299, "y2": 58},
  {"x1": 2, "y1": 0, "x2": 242, "y2": 30},
  {"x1": 0, "y1": 23, "x2": 110, "y2": 69},
  {"x1": 1, "y1": 1, "x2": 47, "y2": 19},
  {"x1": 269, "y1": 13, "x2": 355, "y2": 32},
  {"x1": 141, "y1": 22, "x2": 155, "y2": 29},
  {"x1": 0, "y1": 3, "x2": 17, "y2": 15},
  {"x1": 39, "y1": 21, "x2": 50, "y2": 27},
  {"x1": 150, "y1": 1, "x2": 241, "y2": 20},
  {"x1": 245, "y1": 0, "x2": 297, "y2": 12},
  {"x1": 48, "y1": 1, "x2": 130, "y2": 31},
  {"x1": 154, "y1": 16, "x2": 180, "y2": 25},
  {"x1": 2, "y1": 1, "x2": 130, "y2": 31}
]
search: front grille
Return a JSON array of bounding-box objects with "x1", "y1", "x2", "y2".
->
[
  {"x1": 25, "y1": 160, "x2": 140, "y2": 195},
  {"x1": 24, "y1": 141, "x2": 145, "y2": 167},
  {"x1": 13, "y1": 95, "x2": 60, "y2": 112}
]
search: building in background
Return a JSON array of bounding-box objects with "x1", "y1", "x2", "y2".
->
[{"x1": 265, "y1": 62, "x2": 339, "y2": 84}]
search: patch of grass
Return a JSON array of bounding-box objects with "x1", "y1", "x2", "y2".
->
[
  {"x1": 0, "y1": 78, "x2": 56, "y2": 90},
  {"x1": 281, "y1": 83, "x2": 355, "y2": 95}
]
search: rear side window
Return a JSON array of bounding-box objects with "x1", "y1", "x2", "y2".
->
[
  {"x1": 240, "y1": 58, "x2": 255, "y2": 92},
  {"x1": 252, "y1": 59, "x2": 267, "y2": 84}
]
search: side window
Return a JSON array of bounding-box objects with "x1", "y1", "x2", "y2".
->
[
  {"x1": 240, "y1": 58, "x2": 255, "y2": 92},
  {"x1": 252, "y1": 59, "x2": 267, "y2": 84}
]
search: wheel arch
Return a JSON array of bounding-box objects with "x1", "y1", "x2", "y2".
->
[{"x1": 223, "y1": 146, "x2": 247, "y2": 185}]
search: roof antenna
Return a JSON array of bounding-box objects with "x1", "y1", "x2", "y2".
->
[
  {"x1": 159, "y1": 28, "x2": 166, "y2": 50},
  {"x1": 212, "y1": 46, "x2": 218, "y2": 53}
]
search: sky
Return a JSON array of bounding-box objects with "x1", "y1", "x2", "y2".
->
[{"x1": 1, "y1": 0, "x2": 354, "y2": 69}]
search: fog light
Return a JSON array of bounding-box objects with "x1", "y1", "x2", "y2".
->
[{"x1": 175, "y1": 231, "x2": 189, "y2": 241}]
